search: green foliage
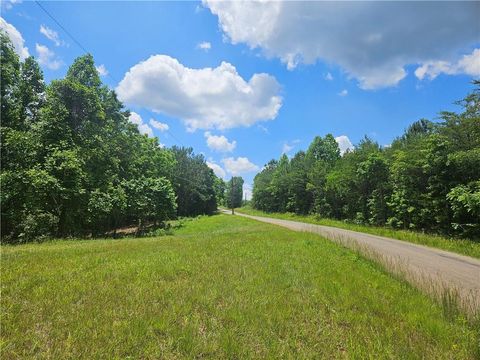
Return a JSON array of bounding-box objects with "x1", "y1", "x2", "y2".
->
[
  {"x1": 123, "y1": 177, "x2": 177, "y2": 231},
  {"x1": 225, "y1": 176, "x2": 244, "y2": 208},
  {"x1": 0, "y1": 32, "x2": 220, "y2": 242},
  {"x1": 252, "y1": 85, "x2": 480, "y2": 239},
  {"x1": 213, "y1": 176, "x2": 226, "y2": 206},
  {"x1": 171, "y1": 146, "x2": 218, "y2": 217},
  {"x1": 238, "y1": 206, "x2": 480, "y2": 259},
  {"x1": 447, "y1": 181, "x2": 480, "y2": 238},
  {"x1": 19, "y1": 56, "x2": 45, "y2": 125}
]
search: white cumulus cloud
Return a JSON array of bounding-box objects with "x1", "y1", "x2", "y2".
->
[
  {"x1": 40, "y1": 25, "x2": 63, "y2": 46},
  {"x1": 205, "y1": 131, "x2": 236, "y2": 152},
  {"x1": 204, "y1": 1, "x2": 480, "y2": 89},
  {"x1": 281, "y1": 139, "x2": 300, "y2": 154},
  {"x1": 335, "y1": 135, "x2": 354, "y2": 156},
  {"x1": 206, "y1": 160, "x2": 226, "y2": 178},
  {"x1": 116, "y1": 55, "x2": 282, "y2": 131},
  {"x1": 0, "y1": 17, "x2": 29, "y2": 60},
  {"x1": 35, "y1": 43, "x2": 62, "y2": 70},
  {"x1": 129, "y1": 111, "x2": 142, "y2": 125},
  {"x1": 96, "y1": 64, "x2": 108, "y2": 76},
  {"x1": 197, "y1": 41, "x2": 211, "y2": 51},
  {"x1": 338, "y1": 89, "x2": 348, "y2": 97},
  {"x1": 137, "y1": 123, "x2": 154, "y2": 138},
  {"x1": 149, "y1": 119, "x2": 169, "y2": 132},
  {"x1": 128, "y1": 111, "x2": 153, "y2": 137},
  {"x1": 415, "y1": 48, "x2": 480, "y2": 80},
  {"x1": 222, "y1": 157, "x2": 259, "y2": 176}
]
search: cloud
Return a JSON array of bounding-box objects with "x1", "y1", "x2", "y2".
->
[
  {"x1": 257, "y1": 124, "x2": 269, "y2": 134},
  {"x1": 282, "y1": 143, "x2": 294, "y2": 154},
  {"x1": 1, "y1": 0, "x2": 21, "y2": 11},
  {"x1": 129, "y1": 111, "x2": 142, "y2": 125},
  {"x1": 415, "y1": 48, "x2": 480, "y2": 80},
  {"x1": 338, "y1": 89, "x2": 348, "y2": 97},
  {"x1": 281, "y1": 139, "x2": 300, "y2": 154},
  {"x1": 96, "y1": 64, "x2": 108, "y2": 76},
  {"x1": 35, "y1": 43, "x2": 62, "y2": 70},
  {"x1": 116, "y1": 55, "x2": 282, "y2": 131},
  {"x1": 149, "y1": 119, "x2": 169, "y2": 132},
  {"x1": 204, "y1": 131, "x2": 236, "y2": 152},
  {"x1": 204, "y1": 1, "x2": 480, "y2": 89},
  {"x1": 325, "y1": 72, "x2": 334, "y2": 81},
  {"x1": 197, "y1": 41, "x2": 211, "y2": 51},
  {"x1": 222, "y1": 157, "x2": 259, "y2": 176},
  {"x1": 128, "y1": 111, "x2": 154, "y2": 137},
  {"x1": 335, "y1": 135, "x2": 354, "y2": 155},
  {"x1": 243, "y1": 183, "x2": 253, "y2": 200},
  {"x1": 0, "y1": 17, "x2": 29, "y2": 60},
  {"x1": 206, "y1": 160, "x2": 226, "y2": 178},
  {"x1": 137, "y1": 123, "x2": 154, "y2": 138},
  {"x1": 40, "y1": 25, "x2": 64, "y2": 46}
]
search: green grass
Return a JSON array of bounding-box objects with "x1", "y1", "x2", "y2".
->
[
  {"x1": 2, "y1": 215, "x2": 478, "y2": 359},
  {"x1": 237, "y1": 206, "x2": 480, "y2": 259}
]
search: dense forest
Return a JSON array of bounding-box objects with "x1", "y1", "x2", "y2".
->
[
  {"x1": 252, "y1": 84, "x2": 480, "y2": 238},
  {"x1": 2, "y1": 27, "x2": 479, "y2": 243},
  {"x1": 0, "y1": 32, "x2": 225, "y2": 243}
]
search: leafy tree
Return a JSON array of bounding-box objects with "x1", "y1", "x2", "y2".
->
[
  {"x1": 251, "y1": 84, "x2": 479, "y2": 238},
  {"x1": 0, "y1": 30, "x2": 21, "y2": 130},
  {"x1": 171, "y1": 146, "x2": 217, "y2": 216},
  {"x1": 19, "y1": 56, "x2": 45, "y2": 126},
  {"x1": 270, "y1": 154, "x2": 291, "y2": 212},
  {"x1": 287, "y1": 151, "x2": 311, "y2": 214},
  {"x1": 447, "y1": 181, "x2": 480, "y2": 238},
  {"x1": 305, "y1": 134, "x2": 341, "y2": 215},
  {"x1": 213, "y1": 177, "x2": 226, "y2": 206},
  {"x1": 1, "y1": 31, "x2": 221, "y2": 242},
  {"x1": 225, "y1": 177, "x2": 244, "y2": 209},
  {"x1": 123, "y1": 177, "x2": 176, "y2": 234},
  {"x1": 252, "y1": 160, "x2": 277, "y2": 212}
]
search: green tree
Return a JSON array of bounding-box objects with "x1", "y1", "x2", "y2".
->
[
  {"x1": 226, "y1": 177, "x2": 244, "y2": 209},
  {"x1": 252, "y1": 160, "x2": 277, "y2": 212},
  {"x1": 19, "y1": 56, "x2": 45, "y2": 126},
  {"x1": 171, "y1": 147, "x2": 217, "y2": 216}
]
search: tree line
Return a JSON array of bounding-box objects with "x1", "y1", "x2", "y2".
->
[
  {"x1": 1, "y1": 31, "x2": 225, "y2": 243},
  {"x1": 252, "y1": 83, "x2": 480, "y2": 238}
]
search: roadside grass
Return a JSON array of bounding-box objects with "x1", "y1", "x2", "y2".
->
[
  {"x1": 2, "y1": 215, "x2": 478, "y2": 359},
  {"x1": 237, "y1": 206, "x2": 480, "y2": 259}
]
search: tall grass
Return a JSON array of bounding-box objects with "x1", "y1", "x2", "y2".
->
[
  {"x1": 2, "y1": 215, "x2": 478, "y2": 358},
  {"x1": 237, "y1": 206, "x2": 480, "y2": 258}
]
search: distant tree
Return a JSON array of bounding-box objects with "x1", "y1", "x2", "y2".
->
[
  {"x1": 225, "y1": 177, "x2": 244, "y2": 209},
  {"x1": 270, "y1": 154, "x2": 290, "y2": 212},
  {"x1": 171, "y1": 146, "x2": 217, "y2": 216},
  {"x1": 252, "y1": 160, "x2": 277, "y2": 212},
  {"x1": 305, "y1": 134, "x2": 341, "y2": 215},
  {"x1": 251, "y1": 83, "x2": 479, "y2": 238},
  {"x1": 287, "y1": 151, "x2": 310, "y2": 214}
]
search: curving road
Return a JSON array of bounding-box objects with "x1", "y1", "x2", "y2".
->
[{"x1": 224, "y1": 210, "x2": 480, "y2": 313}]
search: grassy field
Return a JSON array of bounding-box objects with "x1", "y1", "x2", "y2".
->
[
  {"x1": 237, "y1": 206, "x2": 480, "y2": 259},
  {"x1": 2, "y1": 215, "x2": 478, "y2": 359}
]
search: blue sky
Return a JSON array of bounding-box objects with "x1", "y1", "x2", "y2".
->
[{"x1": 2, "y1": 1, "x2": 479, "y2": 197}]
